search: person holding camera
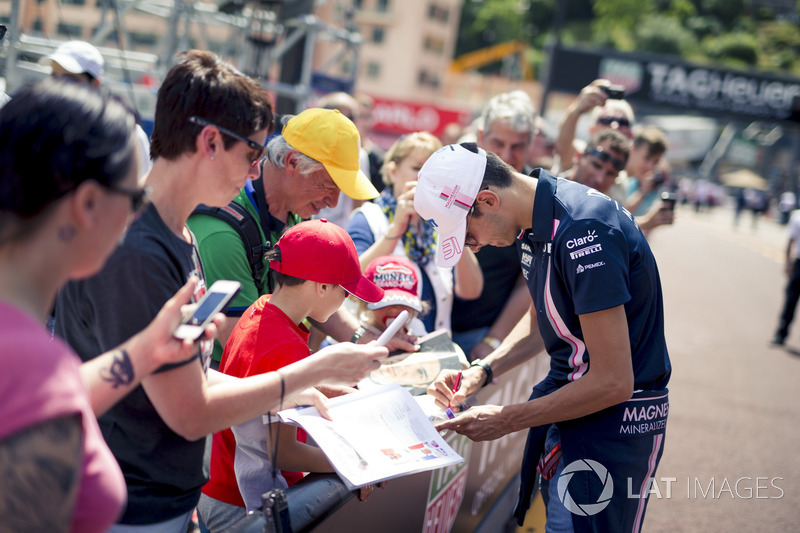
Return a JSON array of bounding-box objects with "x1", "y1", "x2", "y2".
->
[
  {"x1": 553, "y1": 79, "x2": 635, "y2": 181},
  {"x1": 564, "y1": 129, "x2": 630, "y2": 196},
  {"x1": 624, "y1": 125, "x2": 675, "y2": 236}
]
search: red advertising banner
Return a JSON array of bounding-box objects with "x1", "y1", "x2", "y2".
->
[{"x1": 369, "y1": 96, "x2": 473, "y2": 138}]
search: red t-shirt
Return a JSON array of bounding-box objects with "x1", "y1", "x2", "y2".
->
[{"x1": 202, "y1": 295, "x2": 311, "y2": 507}]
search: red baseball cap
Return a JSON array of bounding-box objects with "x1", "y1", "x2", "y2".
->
[
  {"x1": 364, "y1": 255, "x2": 423, "y2": 313},
  {"x1": 269, "y1": 219, "x2": 384, "y2": 303}
]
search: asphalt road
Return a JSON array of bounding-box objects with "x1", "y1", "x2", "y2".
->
[{"x1": 641, "y1": 203, "x2": 799, "y2": 532}]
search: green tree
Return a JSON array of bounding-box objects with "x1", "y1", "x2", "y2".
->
[
  {"x1": 454, "y1": 0, "x2": 800, "y2": 77},
  {"x1": 696, "y1": 0, "x2": 748, "y2": 27},
  {"x1": 703, "y1": 32, "x2": 760, "y2": 67},
  {"x1": 759, "y1": 20, "x2": 800, "y2": 71},
  {"x1": 592, "y1": 0, "x2": 655, "y2": 50},
  {"x1": 665, "y1": 0, "x2": 697, "y2": 23},
  {"x1": 635, "y1": 14, "x2": 697, "y2": 56}
]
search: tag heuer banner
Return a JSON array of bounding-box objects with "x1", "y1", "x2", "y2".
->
[{"x1": 549, "y1": 45, "x2": 800, "y2": 122}]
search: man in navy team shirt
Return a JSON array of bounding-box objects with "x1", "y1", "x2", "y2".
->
[{"x1": 417, "y1": 142, "x2": 671, "y2": 532}]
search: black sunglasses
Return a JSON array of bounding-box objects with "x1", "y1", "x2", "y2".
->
[
  {"x1": 585, "y1": 146, "x2": 626, "y2": 172},
  {"x1": 188, "y1": 116, "x2": 266, "y2": 167},
  {"x1": 596, "y1": 116, "x2": 631, "y2": 129},
  {"x1": 104, "y1": 184, "x2": 151, "y2": 214}
]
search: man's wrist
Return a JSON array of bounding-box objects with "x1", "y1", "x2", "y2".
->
[{"x1": 470, "y1": 358, "x2": 494, "y2": 389}]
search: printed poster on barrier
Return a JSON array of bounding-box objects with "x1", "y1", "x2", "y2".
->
[
  {"x1": 278, "y1": 383, "x2": 463, "y2": 490},
  {"x1": 358, "y1": 329, "x2": 468, "y2": 396}
]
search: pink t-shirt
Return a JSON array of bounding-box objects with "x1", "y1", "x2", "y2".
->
[{"x1": 0, "y1": 300, "x2": 126, "y2": 532}]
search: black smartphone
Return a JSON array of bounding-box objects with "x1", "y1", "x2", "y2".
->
[
  {"x1": 661, "y1": 191, "x2": 677, "y2": 211},
  {"x1": 602, "y1": 84, "x2": 625, "y2": 99},
  {"x1": 173, "y1": 280, "x2": 240, "y2": 341}
]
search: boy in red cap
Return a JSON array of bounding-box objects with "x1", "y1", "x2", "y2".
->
[{"x1": 199, "y1": 219, "x2": 384, "y2": 532}]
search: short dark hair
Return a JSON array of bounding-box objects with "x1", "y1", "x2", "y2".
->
[
  {"x1": 459, "y1": 142, "x2": 514, "y2": 189},
  {"x1": 150, "y1": 50, "x2": 274, "y2": 161},
  {"x1": 632, "y1": 125, "x2": 668, "y2": 158},
  {"x1": 587, "y1": 129, "x2": 630, "y2": 163},
  {"x1": 264, "y1": 246, "x2": 306, "y2": 288},
  {"x1": 0, "y1": 78, "x2": 136, "y2": 223}
]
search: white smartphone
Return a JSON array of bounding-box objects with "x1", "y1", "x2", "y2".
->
[
  {"x1": 173, "y1": 280, "x2": 241, "y2": 341},
  {"x1": 375, "y1": 310, "x2": 410, "y2": 347}
]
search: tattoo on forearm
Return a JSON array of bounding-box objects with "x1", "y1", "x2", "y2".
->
[
  {"x1": 101, "y1": 349, "x2": 135, "y2": 389},
  {"x1": 0, "y1": 415, "x2": 82, "y2": 532}
]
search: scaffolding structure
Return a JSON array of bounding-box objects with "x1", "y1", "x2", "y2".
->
[{"x1": 1, "y1": 0, "x2": 361, "y2": 118}]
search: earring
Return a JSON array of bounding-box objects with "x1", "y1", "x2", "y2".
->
[
  {"x1": 211, "y1": 156, "x2": 215, "y2": 161},
  {"x1": 58, "y1": 226, "x2": 75, "y2": 242}
]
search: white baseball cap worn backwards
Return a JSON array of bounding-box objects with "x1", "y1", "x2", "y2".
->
[{"x1": 414, "y1": 143, "x2": 487, "y2": 268}]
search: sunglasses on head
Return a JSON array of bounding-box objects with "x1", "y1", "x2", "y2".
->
[
  {"x1": 585, "y1": 146, "x2": 625, "y2": 172},
  {"x1": 188, "y1": 116, "x2": 266, "y2": 167},
  {"x1": 596, "y1": 116, "x2": 631, "y2": 128}
]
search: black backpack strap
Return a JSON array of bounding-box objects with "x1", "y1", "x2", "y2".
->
[{"x1": 193, "y1": 202, "x2": 269, "y2": 293}]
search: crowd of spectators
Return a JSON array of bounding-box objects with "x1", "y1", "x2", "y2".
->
[{"x1": 5, "y1": 40, "x2": 769, "y2": 533}]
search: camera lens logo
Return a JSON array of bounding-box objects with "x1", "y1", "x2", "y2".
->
[{"x1": 557, "y1": 459, "x2": 613, "y2": 516}]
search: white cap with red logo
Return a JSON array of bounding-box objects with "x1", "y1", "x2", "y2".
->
[{"x1": 414, "y1": 144, "x2": 487, "y2": 268}]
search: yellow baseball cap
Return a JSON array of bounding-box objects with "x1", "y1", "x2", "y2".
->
[{"x1": 282, "y1": 108, "x2": 379, "y2": 200}]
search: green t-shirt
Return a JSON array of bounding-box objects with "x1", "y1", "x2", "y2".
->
[{"x1": 188, "y1": 187, "x2": 302, "y2": 362}]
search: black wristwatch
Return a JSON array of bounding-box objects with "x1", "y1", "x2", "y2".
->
[{"x1": 470, "y1": 358, "x2": 494, "y2": 389}]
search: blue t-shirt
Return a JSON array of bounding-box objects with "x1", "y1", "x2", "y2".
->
[{"x1": 519, "y1": 171, "x2": 671, "y2": 390}]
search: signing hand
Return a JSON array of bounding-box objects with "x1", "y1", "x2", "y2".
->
[
  {"x1": 427, "y1": 367, "x2": 483, "y2": 410},
  {"x1": 433, "y1": 404, "x2": 511, "y2": 442}
]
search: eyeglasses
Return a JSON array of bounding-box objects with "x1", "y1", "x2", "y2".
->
[
  {"x1": 188, "y1": 116, "x2": 266, "y2": 167},
  {"x1": 104, "y1": 184, "x2": 151, "y2": 214},
  {"x1": 585, "y1": 146, "x2": 626, "y2": 172},
  {"x1": 596, "y1": 116, "x2": 631, "y2": 129}
]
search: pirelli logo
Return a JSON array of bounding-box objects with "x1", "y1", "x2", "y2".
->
[{"x1": 569, "y1": 243, "x2": 602, "y2": 260}]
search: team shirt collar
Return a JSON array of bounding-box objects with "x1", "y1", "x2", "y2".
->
[{"x1": 524, "y1": 169, "x2": 557, "y2": 243}]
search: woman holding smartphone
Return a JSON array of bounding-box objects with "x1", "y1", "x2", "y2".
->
[{"x1": 0, "y1": 79, "x2": 225, "y2": 532}]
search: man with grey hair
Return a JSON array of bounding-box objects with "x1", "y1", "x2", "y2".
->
[
  {"x1": 477, "y1": 90, "x2": 537, "y2": 174},
  {"x1": 188, "y1": 108, "x2": 413, "y2": 369},
  {"x1": 451, "y1": 90, "x2": 537, "y2": 362},
  {"x1": 555, "y1": 79, "x2": 635, "y2": 176}
]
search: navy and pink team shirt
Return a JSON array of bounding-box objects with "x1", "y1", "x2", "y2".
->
[{"x1": 518, "y1": 171, "x2": 671, "y2": 391}]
